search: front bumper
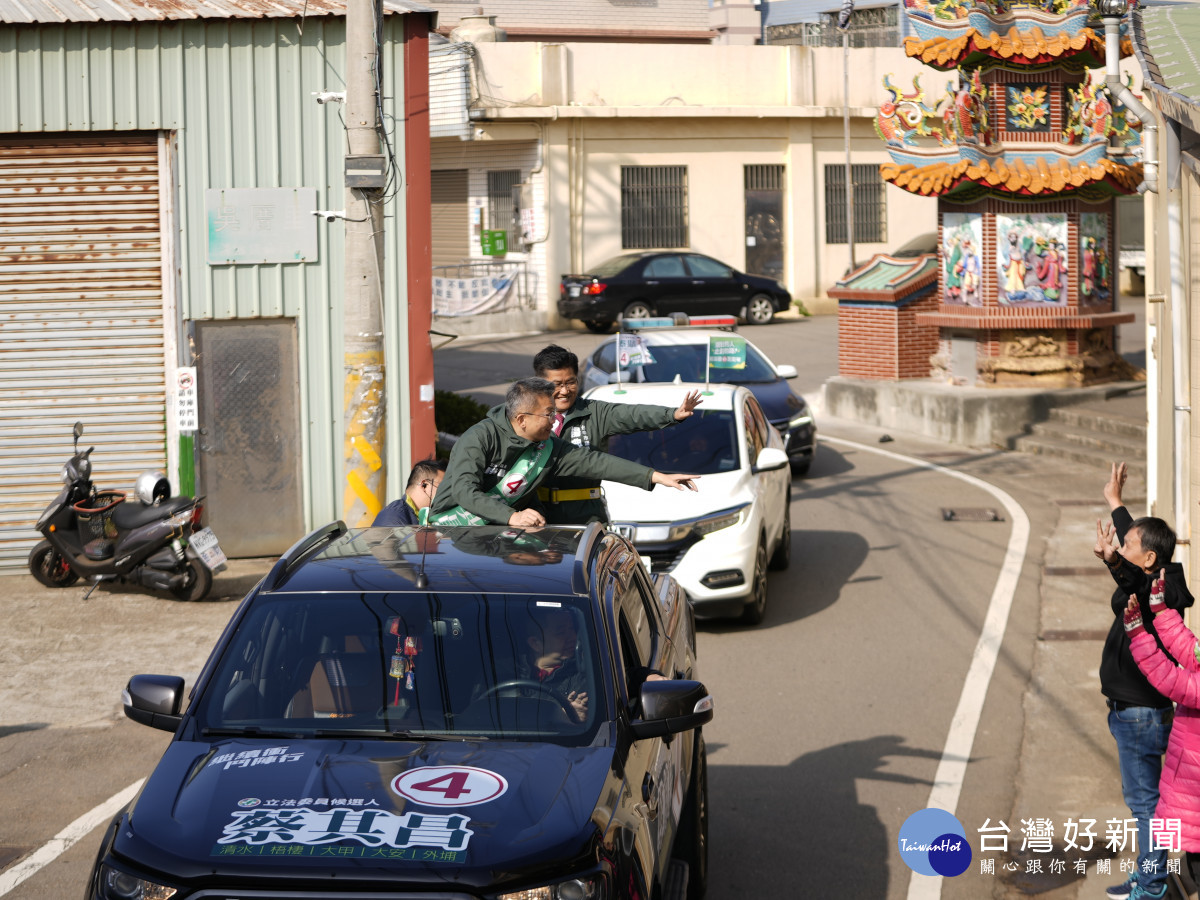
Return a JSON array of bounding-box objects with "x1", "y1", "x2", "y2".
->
[
  {"x1": 624, "y1": 518, "x2": 758, "y2": 617},
  {"x1": 773, "y1": 417, "x2": 817, "y2": 462}
]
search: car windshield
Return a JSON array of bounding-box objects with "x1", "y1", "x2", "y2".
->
[
  {"x1": 636, "y1": 342, "x2": 778, "y2": 383},
  {"x1": 195, "y1": 592, "x2": 605, "y2": 745},
  {"x1": 587, "y1": 254, "x2": 641, "y2": 278},
  {"x1": 605, "y1": 410, "x2": 740, "y2": 474}
]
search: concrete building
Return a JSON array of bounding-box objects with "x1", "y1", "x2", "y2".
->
[
  {"x1": 0, "y1": 0, "x2": 437, "y2": 571},
  {"x1": 1130, "y1": 2, "x2": 1200, "y2": 580},
  {"x1": 428, "y1": 38, "x2": 939, "y2": 335}
]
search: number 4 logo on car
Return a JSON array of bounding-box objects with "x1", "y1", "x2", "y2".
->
[{"x1": 391, "y1": 766, "x2": 509, "y2": 808}]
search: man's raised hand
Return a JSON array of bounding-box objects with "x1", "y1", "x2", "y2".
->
[
  {"x1": 674, "y1": 389, "x2": 704, "y2": 422},
  {"x1": 1103, "y1": 461, "x2": 1128, "y2": 511},
  {"x1": 1094, "y1": 517, "x2": 1117, "y2": 563}
]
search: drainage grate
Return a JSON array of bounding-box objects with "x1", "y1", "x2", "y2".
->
[
  {"x1": 941, "y1": 507, "x2": 1003, "y2": 522},
  {"x1": 1040, "y1": 629, "x2": 1109, "y2": 641}
]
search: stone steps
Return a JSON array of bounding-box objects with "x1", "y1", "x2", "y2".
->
[{"x1": 1012, "y1": 402, "x2": 1147, "y2": 486}]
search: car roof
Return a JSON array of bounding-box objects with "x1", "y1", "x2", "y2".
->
[
  {"x1": 258, "y1": 524, "x2": 611, "y2": 597},
  {"x1": 586, "y1": 381, "x2": 743, "y2": 411}
]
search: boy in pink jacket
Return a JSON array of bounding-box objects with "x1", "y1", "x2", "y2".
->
[{"x1": 1125, "y1": 574, "x2": 1200, "y2": 890}]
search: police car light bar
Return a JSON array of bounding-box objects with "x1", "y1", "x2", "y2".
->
[{"x1": 620, "y1": 314, "x2": 739, "y2": 330}]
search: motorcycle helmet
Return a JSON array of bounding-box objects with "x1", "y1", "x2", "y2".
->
[{"x1": 134, "y1": 470, "x2": 171, "y2": 506}]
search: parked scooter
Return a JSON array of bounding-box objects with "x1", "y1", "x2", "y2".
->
[{"x1": 27, "y1": 422, "x2": 225, "y2": 601}]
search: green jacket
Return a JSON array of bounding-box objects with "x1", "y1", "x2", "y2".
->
[
  {"x1": 430, "y1": 404, "x2": 657, "y2": 525},
  {"x1": 543, "y1": 397, "x2": 679, "y2": 524}
]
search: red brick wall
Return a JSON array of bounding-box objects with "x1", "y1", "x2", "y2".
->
[{"x1": 838, "y1": 292, "x2": 941, "y2": 380}]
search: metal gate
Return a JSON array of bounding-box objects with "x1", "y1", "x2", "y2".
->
[
  {"x1": 194, "y1": 319, "x2": 303, "y2": 558},
  {"x1": 431, "y1": 169, "x2": 469, "y2": 267},
  {"x1": 0, "y1": 134, "x2": 166, "y2": 573}
]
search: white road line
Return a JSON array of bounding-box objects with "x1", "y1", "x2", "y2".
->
[
  {"x1": 0, "y1": 779, "x2": 144, "y2": 897},
  {"x1": 819, "y1": 436, "x2": 1030, "y2": 900}
]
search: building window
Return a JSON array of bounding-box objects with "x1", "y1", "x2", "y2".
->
[
  {"x1": 487, "y1": 169, "x2": 521, "y2": 247},
  {"x1": 824, "y1": 164, "x2": 886, "y2": 244},
  {"x1": 621, "y1": 166, "x2": 689, "y2": 249}
]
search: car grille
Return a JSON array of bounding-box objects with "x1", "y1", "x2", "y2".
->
[
  {"x1": 634, "y1": 540, "x2": 695, "y2": 573},
  {"x1": 189, "y1": 891, "x2": 478, "y2": 900}
]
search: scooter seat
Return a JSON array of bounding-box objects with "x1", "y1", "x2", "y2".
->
[{"x1": 111, "y1": 496, "x2": 195, "y2": 531}]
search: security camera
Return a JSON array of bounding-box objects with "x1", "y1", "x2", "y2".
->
[
  {"x1": 312, "y1": 91, "x2": 346, "y2": 105},
  {"x1": 312, "y1": 209, "x2": 346, "y2": 222}
]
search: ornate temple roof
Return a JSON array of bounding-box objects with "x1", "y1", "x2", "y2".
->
[
  {"x1": 829, "y1": 253, "x2": 940, "y2": 303},
  {"x1": 903, "y1": 26, "x2": 1128, "y2": 71},
  {"x1": 881, "y1": 156, "x2": 1144, "y2": 198}
]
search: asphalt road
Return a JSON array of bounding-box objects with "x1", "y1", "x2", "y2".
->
[{"x1": 0, "y1": 314, "x2": 1056, "y2": 900}]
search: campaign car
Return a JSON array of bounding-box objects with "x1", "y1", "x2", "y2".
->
[
  {"x1": 93, "y1": 523, "x2": 712, "y2": 900},
  {"x1": 580, "y1": 323, "x2": 817, "y2": 475},
  {"x1": 558, "y1": 251, "x2": 792, "y2": 332},
  {"x1": 589, "y1": 382, "x2": 792, "y2": 625}
]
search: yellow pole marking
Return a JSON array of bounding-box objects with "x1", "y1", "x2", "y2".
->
[
  {"x1": 352, "y1": 435, "x2": 383, "y2": 471},
  {"x1": 346, "y1": 470, "x2": 383, "y2": 517}
]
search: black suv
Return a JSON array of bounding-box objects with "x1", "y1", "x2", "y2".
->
[{"x1": 93, "y1": 522, "x2": 712, "y2": 900}]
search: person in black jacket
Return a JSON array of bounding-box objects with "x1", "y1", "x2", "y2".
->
[
  {"x1": 372, "y1": 458, "x2": 446, "y2": 527},
  {"x1": 1093, "y1": 462, "x2": 1195, "y2": 900}
]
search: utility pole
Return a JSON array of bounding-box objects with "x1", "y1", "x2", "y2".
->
[{"x1": 341, "y1": 0, "x2": 387, "y2": 525}]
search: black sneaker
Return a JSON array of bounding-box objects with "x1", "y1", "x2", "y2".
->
[{"x1": 1105, "y1": 877, "x2": 1135, "y2": 899}]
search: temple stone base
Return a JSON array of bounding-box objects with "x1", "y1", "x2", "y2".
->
[{"x1": 824, "y1": 375, "x2": 1144, "y2": 449}]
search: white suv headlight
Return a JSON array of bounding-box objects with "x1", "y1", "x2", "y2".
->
[{"x1": 670, "y1": 504, "x2": 749, "y2": 541}]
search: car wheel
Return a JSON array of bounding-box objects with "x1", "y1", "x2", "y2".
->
[
  {"x1": 769, "y1": 502, "x2": 791, "y2": 571},
  {"x1": 790, "y1": 456, "x2": 812, "y2": 477},
  {"x1": 675, "y1": 734, "x2": 708, "y2": 900},
  {"x1": 583, "y1": 319, "x2": 613, "y2": 334},
  {"x1": 28, "y1": 540, "x2": 80, "y2": 587},
  {"x1": 623, "y1": 300, "x2": 654, "y2": 320},
  {"x1": 745, "y1": 294, "x2": 775, "y2": 326},
  {"x1": 739, "y1": 539, "x2": 769, "y2": 625},
  {"x1": 170, "y1": 558, "x2": 213, "y2": 601}
]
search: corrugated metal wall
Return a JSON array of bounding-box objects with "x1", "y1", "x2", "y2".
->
[
  {"x1": 0, "y1": 15, "x2": 418, "y2": 568},
  {"x1": 0, "y1": 134, "x2": 166, "y2": 571}
]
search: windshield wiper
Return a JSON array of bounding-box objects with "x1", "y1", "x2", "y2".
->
[
  {"x1": 202, "y1": 726, "x2": 307, "y2": 739},
  {"x1": 311, "y1": 728, "x2": 487, "y2": 741}
]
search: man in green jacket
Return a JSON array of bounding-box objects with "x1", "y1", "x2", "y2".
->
[
  {"x1": 428, "y1": 378, "x2": 699, "y2": 527},
  {"x1": 533, "y1": 344, "x2": 701, "y2": 524}
]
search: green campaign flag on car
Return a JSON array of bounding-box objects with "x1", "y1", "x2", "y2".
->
[{"x1": 708, "y1": 335, "x2": 747, "y2": 370}]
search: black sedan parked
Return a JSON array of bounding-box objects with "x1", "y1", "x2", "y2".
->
[
  {"x1": 96, "y1": 522, "x2": 712, "y2": 900},
  {"x1": 560, "y1": 251, "x2": 792, "y2": 332}
]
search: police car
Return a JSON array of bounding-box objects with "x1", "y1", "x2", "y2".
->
[
  {"x1": 590, "y1": 382, "x2": 792, "y2": 624},
  {"x1": 94, "y1": 523, "x2": 712, "y2": 900}
]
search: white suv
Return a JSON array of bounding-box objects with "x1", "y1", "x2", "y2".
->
[{"x1": 588, "y1": 382, "x2": 792, "y2": 624}]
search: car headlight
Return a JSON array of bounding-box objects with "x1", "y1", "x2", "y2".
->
[
  {"x1": 97, "y1": 865, "x2": 176, "y2": 900},
  {"x1": 788, "y1": 411, "x2": 814, "y2": 428},
  {"x1": 689, "y1": 505, "x2": 749, "y2": 538},
  {"x1": 499, "y1": 873, "x2": 607, "y2": 900}
]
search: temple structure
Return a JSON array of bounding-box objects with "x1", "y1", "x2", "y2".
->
[{"x1": 834, "y1": 0, "x2": 1143, "y2": 387}]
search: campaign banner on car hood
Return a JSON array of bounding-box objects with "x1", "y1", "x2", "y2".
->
[{"x1": 115, "y1": 738, "x2": 616, "y2": 885}]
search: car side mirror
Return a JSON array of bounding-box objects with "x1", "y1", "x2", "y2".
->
[
  {"x1": 752, "y1": 447, "x2": 789, "y2": 474},
  {"x1": 124, "y1": 674, "x2": 185, "y2": 732},
  {"x1": 607, "y1": 370, "x2": 633, "y2": 384},
  {"x1": 630, "y1": 679, "x2": 713, "y2": 741},
  {"x1": 775, "y1": 364, "x2": 798, "y2": 379}
]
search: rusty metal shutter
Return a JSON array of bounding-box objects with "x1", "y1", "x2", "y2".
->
[
  {"x1": 431, "y1": 169, "x2": 469, "y2": 267},
  {"x1": 0, "y1": 135, "x2": 167, "y2": 573}
]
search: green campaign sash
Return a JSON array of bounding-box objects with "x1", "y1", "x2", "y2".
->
[{"x1": 423, "y1": 439, "x2": 554, "y2": 526}]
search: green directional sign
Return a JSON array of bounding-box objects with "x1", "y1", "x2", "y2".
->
[
  {"x1": 480, "y1": 229, "x2": 508, "y2": 256},
  {"x1": 709, "y1": 335, "x2": 747, "y2": 369}
]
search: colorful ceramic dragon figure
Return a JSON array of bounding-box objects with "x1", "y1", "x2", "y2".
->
[{"x1": 876, "y1": 75, "x2": 954, "y2": 147}]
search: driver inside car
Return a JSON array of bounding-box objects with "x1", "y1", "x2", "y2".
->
[{"x1": 517, "y1": 606, "x2": 589, "y2": 722}]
